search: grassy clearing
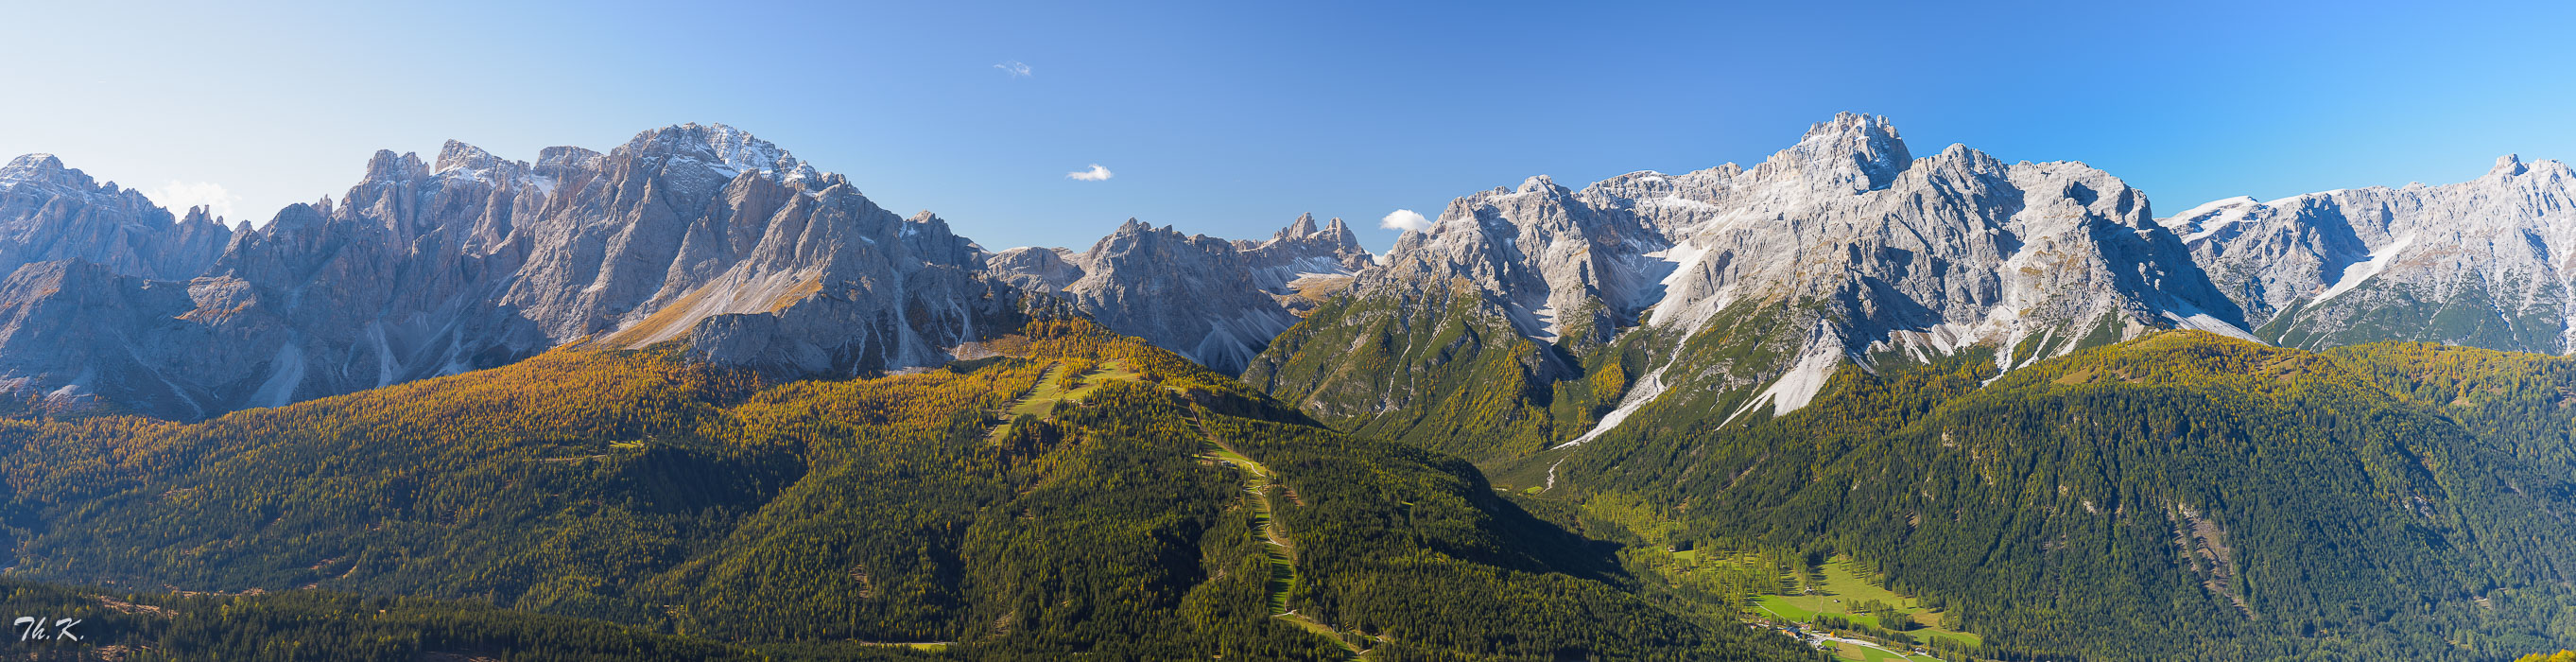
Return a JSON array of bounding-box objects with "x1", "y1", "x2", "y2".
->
[
  {"x1": 1752, "y1": 595, "x2": 1816, "y2": 621},
  {"x1": 1207, "y1": 448, "x2": 1267, "y2": 476},
  {"x1": 1581, "y1": 492, "x2": 1978, "y2": 655},
  {"x1": 1639, "y1": 547, "x2": 1980, "y2": 659},
  {"x1": 1825, "y1": 639, "x2": 1935, "y2": 661},
  {"x1": 856, "y1": 641, "x2": 950, "y2": 652},
  {"x1": 1743, "y1": 557, "x2": 1980, "y2": 649},
  {"x1": 990, "y1": 360, "x2": 1147, "y2": 440},
  {"x1": 1015, "y1": 359, "x2": 1144, "y2": 415},
  {"x1": 1279, "y1": 612, "x2": 1371, "y2": 657}
]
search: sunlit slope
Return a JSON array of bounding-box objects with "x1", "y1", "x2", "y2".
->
[
  {"x1": 0, "y1": 315, "x2": 1813, "y2": 661},
  {"x1": 1558, "y1": 331, "x2": 2576, "y2": 660}
]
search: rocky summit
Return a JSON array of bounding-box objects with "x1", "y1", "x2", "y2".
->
[
  {"x1": 1248, "y1": 113, "x2": 2257, "y2": 459},
  {"x1": 7, "y1": 113, "x2": 2574, "y2": 432},
  {"x1": 1246, "y1": 113, "x2": 2576, "y2": 465},
  {"x1": 2163, "y1": 153, "x2": 2576, "y2": 353},
  {"x1": 0, "y1": 153, "x2": 233, "y2": 281},
  {"x1": 988, "y1": 213, "x2": 1372, "y2": 374},
  {"x1": 0, "y1": 124, "x2": 1013, "y2": 419},
  {"x1": 0, "y1": 124, "x2": 1382, "y2": 418}
]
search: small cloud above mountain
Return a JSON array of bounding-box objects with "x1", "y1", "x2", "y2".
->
[
  {"x1": 144, "y1": 181, "x2": 239, "y2": 220},
  {"x1": 1379, "y1": 209, "x2": 1430, "y2": 232},
  {"x1": 1066, "y1": 164, "x2": 1114, "y2": 182}
]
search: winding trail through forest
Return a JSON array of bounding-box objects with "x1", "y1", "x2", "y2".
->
[{"x1": 1190, "y1": 409, "x2": 1376, "y2": 659}]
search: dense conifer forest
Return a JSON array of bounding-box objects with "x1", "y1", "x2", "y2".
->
[
  {"x1": 1542, "y1": 332, "x2": 2576, "y2": 660},
  {"x1": 0, "y1": 313, "x2": 1815, "y2": 661},
  {"x1": 16, "y1": 296, "x2": 2576, "y2": 660}
]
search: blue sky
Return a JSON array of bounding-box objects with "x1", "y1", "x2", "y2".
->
[{"x1": 3, "y1": 0, "x2": 2569, "y2": 252}]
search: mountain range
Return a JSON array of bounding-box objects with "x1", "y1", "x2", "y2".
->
[
  {"x1": 1252, "y1": 113, "x2": 2573, "y2": 464},
  {"x1": 7, "y1": 114, "x2": 2566, "y2": 427},
  {"x1": 988, "y1": 213, "x2": 1372, "y2": 374},
  {"x1": 7, "y1": 114, "x2": 2576, "y2": 659}
]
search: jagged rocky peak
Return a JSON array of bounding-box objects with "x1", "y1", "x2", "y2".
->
[
  {"x1": 534, "y1": 146, "x2": 605, "y2": 177},
  {"x1": 1764, "y1": 111, "x2": 1912, "y2": 191},
  {"x1": 1374, "y1": 160, "x2": 1681, "y2": 347},
  {"x1": 435, "y1": 140, "x2": 496, "y2": 172},
  {"x1": 0, "y1": 153, "x2": 86, "y2": 190},
  {"x1": 618, "y1": 122, "x2": 820, "y2": 184},
  {"x1": 896, "y1": 211, "x2": 985, "y2": 266},
  {"x1": 985, "y1": 213, "x2": 1374, "y2": 375},
  {"x1": 1640, "y1": 134, "x2": 2234, "y2": 357},
  {"x1": 2492, "y1": 153, "x2": 2529, "y2": 178},
  {"x1": 1, "y1": 153, "x2": 176, "y2": 216},
  {"x1": 429, "y1": 140, "x2": 535, "y2": 184},
  {"x1": 1102, "y1": 217, "x2": 1158, "y2": 240},
  {"x1": 0, "y1": 123, "x2": 1019, "y2": 420},
  {"x1": 1280, "y1": 212, "x2": 1320, "y2": 237},
  {"x1": 1262, "y1": 212, "x2": 1363, "y2": 248},
  {"x1": 987, "y1": 246, "x2": 1083, "y2": 292},
  {"x1": 1362, "y1": 113, "x2": 2218, "y2": 359},
  {"x1": 179, "y1": 205, "x2": 219, "y2": 225},
  {"x1": 2168, "y1": 152, "x2": 2576, "y2": 352},
  {"x1": 1086, "y1": 218, "x2": 1217, "y2": 261},
  {"x1": 1253, "y1": 112, "x2": 2251, "y2": 455},
  {"x1": 0, "y1": 153, "x2": 234, "y2": 282},
  {"x1": 361, "y1": 148, "x2": 430, "y2": 183},
  {"x1": 1253, "y1": 213, "x2": 1370, "y2": 271}
]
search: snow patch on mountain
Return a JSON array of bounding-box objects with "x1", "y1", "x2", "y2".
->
[
  {"x1": 2312, "y1": 232, "x2": 2417, "y2": 305},
  {"x1": 1568, "y1": 366, "x2": 1668, "y2": 447}
]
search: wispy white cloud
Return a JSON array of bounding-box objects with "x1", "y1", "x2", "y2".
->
[
  {"x1": 1378, "y1": 209, "x2": 1430, "y2": 232},
  {"x1": 994, "y1": 61, "x2": 1032, "y2": 78},
  {"x1": 1065, "y1": 164, "x2": 1114, "y2": 182},
  {"x1": 144, "y1": 180, "x2": 241, "y2": 220}
]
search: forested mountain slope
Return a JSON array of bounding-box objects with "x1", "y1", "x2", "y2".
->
[
  {"x1": 1547, "y1": 331, "x2": 2576, "y2": 660},
  {"x1": 0, "y1": 580, "x2": 790, "y2": 661},
  {"x1": 2329, "y1": 340, "x2": 2576, "y2": 475},
  {"x1": 0, "y1": 312, "x2": 1814, "y2": 661}
]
